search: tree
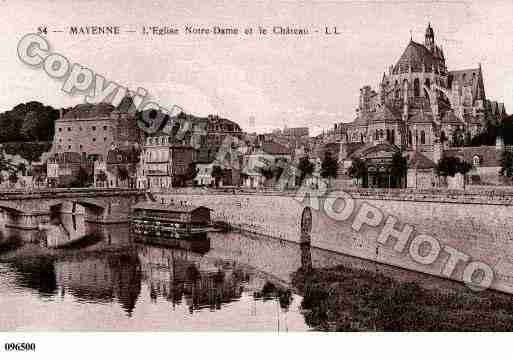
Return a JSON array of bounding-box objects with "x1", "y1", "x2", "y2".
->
[
  {"x1": 76, "y1": 167, "x2": 90, "y2": 187},
  {"x1": 297, "y1": 156, "x2": 315, "y2": 185},
  {"x1": 390, "y1": 152, "x2": 407, "y2": 188},
  {"x1": 259, "y1": 166, "x2": 274, "y2": 182},
  {"x1": 320, "y1": 151, "x2": 338, "y2": 186},
  {"x1": 117, "y1": 166, "x2": 129, "y2": 182},
  {"x1": 17, "y1": 162, "x2": 27, "y2": 176},
  {"x1": 96, "y1": 170, "x2": 108, "y2": 186},
  {"x1": 348, "y1": 158, "x2": 368, "y2": 187},
  {"x1": 211, "y1": 165, "x2": 223, "y2": 187},
  {"x1": 500, "y1": 151, "x2": 513, "y2": 179},
  {"x1": 8, "y1": 172, "x2": 18, "y2": 186},
  {"x1": 435, "y1": 156, "x2": 472, "y2": 177},
  {"x1": 0, "y1": 152, "x2": 15, "y2": 174},
  {"x1": 20, "y1": 111, "x2": 40, "y2": 141}
]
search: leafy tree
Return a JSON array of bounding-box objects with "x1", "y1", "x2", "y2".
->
[
  {"x1": 451, "y1": 128, "x2": 465, "y2": 147},
  {"x1": 211, "y1": 165, "x2": 223, "y2": 187},
  {"x1": 8, "y1": 172, "x2": 18, "y2": 185},
  {"x1": 117, "y1": 166, "x2": 129, "y2": 182},
  {"x1": 500, "y1": 151, "x2": 513, "y2": 179},
  {"x1": 0, "y1": 152, "x2": 16, "y2": 173},
  {"x1": 348, "y1": 158, "x2": 368, "y2": 187},
  {"x1": 259, "y1": 166, "x2": 274, "y2": 182},
  {"x1": 20, "y1": 111, "x2": 40, "y2": 141},
  {"x1": 297, "y1": 156, "x2": 315, "y2": 185},
  {"x1": 320, "y1": 151, "x2": 338, "y2": 186},
  {"x1": 76, "y1": 167, "x2": 90, "y2": 187},
  {"x1": 435, "y1": 156, "x2": 472, "y2": 177},
  {"x1": 17, "y1": 163, "x2": 27, "y2": 176},
  {"x1": 96, "y1": 170, "x2": 108, "y2": 185},
  {"x1": 390, "y1": 152, "x2": 407, "y2": 188}
]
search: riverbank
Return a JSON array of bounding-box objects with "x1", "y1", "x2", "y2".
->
[{"x1": 291, "y1": 265, "x2": 513, "y2": 331}]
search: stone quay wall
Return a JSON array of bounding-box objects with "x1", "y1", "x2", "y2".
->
[{"x1": 157, "y1": 189, "x2": 513, "y2": 294}]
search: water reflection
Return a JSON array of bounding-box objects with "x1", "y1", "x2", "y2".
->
[{"x1": 0, "y1": 214, "x2": 311, "y2": 330}]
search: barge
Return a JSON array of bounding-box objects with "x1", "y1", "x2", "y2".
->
[{"x1": 129, "y1": 203, "x2": 212, "y2": 241}]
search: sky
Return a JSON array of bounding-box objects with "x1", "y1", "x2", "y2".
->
[{"x1": 0, "y1": 0, "x2": 512, "y2": 135}]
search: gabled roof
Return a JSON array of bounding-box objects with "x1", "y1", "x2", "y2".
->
[{"x1": 394, "y1": 40, "x2": 444, "y2": 73}]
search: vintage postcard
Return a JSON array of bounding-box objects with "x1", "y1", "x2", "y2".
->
[{"x1": 0, "y1": 0, "x2": 512, "y2": 356}]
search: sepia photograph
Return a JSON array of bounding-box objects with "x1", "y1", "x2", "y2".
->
[{"x1": 1, "y1": 0, "x2": 513, "y2": 356}]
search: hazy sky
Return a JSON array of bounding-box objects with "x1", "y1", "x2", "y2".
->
[{"x1": 0, "y1": 0, "x2": 512, "y2": 134}]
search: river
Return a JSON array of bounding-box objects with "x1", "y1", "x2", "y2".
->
[{"x1": 0, "y1": 213, "x2": 498, "y2": 331}]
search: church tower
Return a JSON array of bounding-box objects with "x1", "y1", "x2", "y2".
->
[{"x1": 425, "y1": 23, "x2": 435, "y2": 52}]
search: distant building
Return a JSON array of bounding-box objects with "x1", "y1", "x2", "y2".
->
[
  {"x1": 282, "y1": 127, "x2": 309, "y2": 138},
  {"x1": 93, "y1": 145, "x2": 140, "y2": 188},
  {"x1": 336, "y1": 23, "x2": 506, "y2": 165},
  {"x1": 140, "y1": 133, "x2": 194, "y2": 190},
  {"x1": 51, "y1": 103, "x2": 140, "y2": 158}
]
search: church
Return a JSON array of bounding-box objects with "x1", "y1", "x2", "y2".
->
[{"x1": 335, "y1": 23, "x2": 507, "y2": 188}]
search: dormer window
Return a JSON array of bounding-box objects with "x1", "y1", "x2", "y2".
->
[{"x1": 473, "y1": 155, "x2": 481, "y2": 167}]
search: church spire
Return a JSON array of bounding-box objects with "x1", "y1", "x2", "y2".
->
[{"x1": 425, "y1": 22, "x2": 435, "y2": 52}]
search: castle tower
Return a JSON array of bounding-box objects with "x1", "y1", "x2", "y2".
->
[{"x1": 425, "y1": 23, "x2": 435, "y2": 52}]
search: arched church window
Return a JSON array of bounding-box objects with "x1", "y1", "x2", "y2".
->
[
  {"x1": 361, "y1": 133, "x2": 364, "y2": 142},
  {"x1": 408, "y1": 130, "x2": 412, "y2": 145},
  {"x1": 420, "y1": 130, "x2": 426, "y2": 144},
  {"x1": 375, "y1": 129, "x2": 379, "y2": 140},
  {"x1": 425, "y1": 78, "x2": 430, "y2": 89},
  {"x1": 391, "y1": 129, "x2": 395, "y2": 144},
  {"x1": 414, "y1": 78, "x2": 420, "y2": 97}
]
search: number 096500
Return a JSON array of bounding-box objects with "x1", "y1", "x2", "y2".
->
[{"x1": 4, "y1": 343, "x2": 36, "y2": 351}]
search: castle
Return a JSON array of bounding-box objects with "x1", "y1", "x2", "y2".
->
[{"x1": 335, "y1": 23, "x2": 506, "y2": 163}]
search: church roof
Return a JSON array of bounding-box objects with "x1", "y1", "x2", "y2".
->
[{"x1": 393, "y1": 40, "x2": 444, "y2": 74}]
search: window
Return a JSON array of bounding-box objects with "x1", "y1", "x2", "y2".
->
[
  {"x1": 473, "y1": 155, "x2": 481, "y2": 167},
  {"x1": 68, "y1": 145, "x2": 71, "y2": 150},
  {"x1": 420, "y1": 130, "x2": 426, "y2": 144},
  {"x1": 58, "y1": 128, "x2": 62, "y2": 132},
  {"x1": 92, "y1": 138, "x2": 96, "y2": 142},
  {"x1": 413, "y1": 78, "x2": 420, "y2": 97},
  {"x1": 103, "y1": 125, "x2": 108, "y2": 130},
  {"x1": 79, "y1": 144, "x2": 83, "y2": 150},
  {"x1": 92, "y1": 126, "x2": 96, "y2": 131},
  {"x1": 68, "y1": 127, "x2": 71, "y2": 131},
  {"x1": 79, "y1": 127, "x2": 82, "y2": 131},
  {"x1": 104, "y1": 137, "x2": 107, "y2": 142}
]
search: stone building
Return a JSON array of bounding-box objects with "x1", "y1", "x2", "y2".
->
[
  {"x1": 93, "y1": 145, "x2": 140, "y2": 188},
  {"x1": 139, "y1": 132, "x2": 194, "y2": 190},
  {"x1": 51, "y1": 103, "x2": 141, "y2": 158},
  {"x1": 336, "y1": 23, "x2": 506, "y2": 164}
]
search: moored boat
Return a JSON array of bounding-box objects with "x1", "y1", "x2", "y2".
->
[{"x1": 129, "y1": 202, "x2": 212, "y2": 240}]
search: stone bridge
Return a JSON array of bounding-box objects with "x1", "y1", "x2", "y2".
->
[{"x1": 0, "y1": 188, "x2": 147, "y2": 229}]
